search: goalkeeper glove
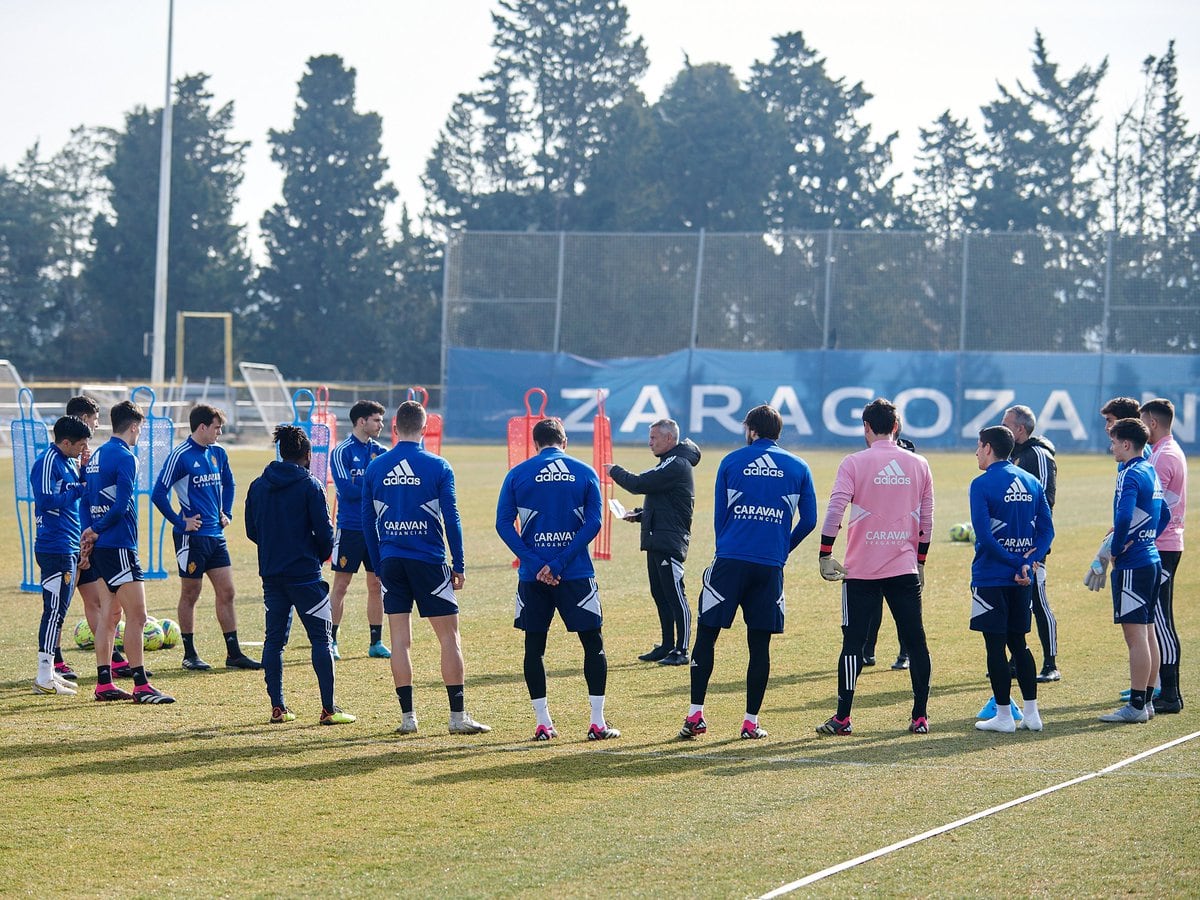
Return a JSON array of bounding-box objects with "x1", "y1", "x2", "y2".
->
[
  {"x1": 917, "y1": 563, "x2": 925, "y2": 590},
  {"x1": 819, "y1": 556, "x2": 847, "y2": 581},
  {"x1": 1083, "y1": 558, "x2": 1108, "y2": 591}
]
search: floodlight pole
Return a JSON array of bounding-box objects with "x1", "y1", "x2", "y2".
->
[{"x1": 150, "y1": 0, "x2": 175, "y2": 387}]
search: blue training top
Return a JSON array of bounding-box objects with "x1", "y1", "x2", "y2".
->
[
  {"x1": 31, "y1": 444, "x2": 87, "y2": 555},
  {"x1": 1111, "y1": 456, "x2": 1171, "y2": 571},
  {"x1": 83, "y1": 436, "x2": 139, "y2": 550},
  {"x1": 712, "y1": 438, "x2": 818, "y2": 567},
  {"x1": 331, "y1": 433, "x2": 387, "y2": 531},
  {"x1": 151, "y1": 436, "x2": 235, "y2": 535},
  {"x1": 496, "y1": 447, "x2": 603, "y2": 582},
  {"x1": 361, "y1": 441, "x2": 465, "y2": 573},
  {"x1": 969, "y1": 460, "x2": 1054, "y2": 587}
]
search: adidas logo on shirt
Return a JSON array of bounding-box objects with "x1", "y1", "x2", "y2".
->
[
  {"x1": 383, "y1": 459, "x2": 421, "y2": 486},
  {"x1": 1003, "y1": 478, "x2": 1033, "y2": 503},
  {"x1": 743, "y1": 454, "x2": 784, "y2": 477},
  {"x1": 873, "y1": 459, "x2": 911, "y2": 485},
  {"x1": 535, "y1": 459, "x2": 576, "y2": 482}
]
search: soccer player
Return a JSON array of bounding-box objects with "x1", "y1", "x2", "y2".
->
[
  {"x1": 152, "y1": 404, "x2": 260, "y2": 672},
  {"x1": 970, "y1": 426, "x2": 1053, "y2": 733},
  {"x1": 363, "y1": 401, "x2": 489, "y2": 735},
  {"x1": 82, "y1": 400, "x2": 174, "y2": 703},
  {"x1": 815, "y1": 398, "x2": 934, "y2": 735},
  {"x1": 679, "y1": 404, "x2": 817, "y2": 741},
  {"x1": 329, "y1": 400, "x2": 390, "y2": 661},
  {"x1": 1090, "y1": 418, "x2": 1171, "y2": 724},
  {"x1": 1002, "y1": 404, "x2": 1062, "y2": 682},
  {"x1": 1101, "y1": 397, "x2": 1142, "y2": 437},
  {"x1": 245, "y1": 425, "x2": 353, "y2": 725},
  {"x1": 53, "y1": 395, "x2": 123, "y2": 682},
  {"x1": 606, "y1": 418, "x2": 701, "y2": 666},
  {"x1": 1140, "y1": 399, "x2": 1187, "y2": 713},
  {"x1": 496, "y1": 417, "x2": 616, "y2": 742},
  {"x1": 30, "y1": 415, "x2": 92, "y2": 695}
]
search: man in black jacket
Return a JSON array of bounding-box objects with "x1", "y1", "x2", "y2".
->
[
  {"x1": 1003, "y1": 405, "x2": 1061, "y2": 682},
  {"x1": 606, "y1": 419, "x2": 701, "y2": 666},
  {"x1": 245, "y1": 425, "x2": 354, "y2": 725}
]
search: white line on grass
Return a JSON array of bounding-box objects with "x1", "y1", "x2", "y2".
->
[
  {"x1": 758, "y1": 729, "x2": 1200, "y2": 898},
  {"x1": 588, "y1": 747, "x2": 1197, "y2": 780}
]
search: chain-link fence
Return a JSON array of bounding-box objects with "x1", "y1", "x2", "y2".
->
[{"x1": 442, "y1": 230, "x2": 1200, "y2": 373}]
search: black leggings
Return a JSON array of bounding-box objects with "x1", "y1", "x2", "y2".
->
[
  {"x1": 523, "y1": 628, "x2": 607, "y2": 700},
  {"x1": 690, "y1": 623, "x2": 772, "y2": 716},
  {"x1": 838, "y1": 576, "x2": 931, "y2": 719},
  {"x1": 984, "y1": 631, "x2": 1037, "y2": 706}
]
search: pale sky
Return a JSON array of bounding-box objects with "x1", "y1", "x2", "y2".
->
[{"x1": 4, "y1": 0, "x2": 1198, "y2": 260}]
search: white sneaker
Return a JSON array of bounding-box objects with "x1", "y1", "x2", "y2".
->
[
  {"x1": 1099, "y1": 704, "x2": 1149, "y2": 724},
  {"x1": 33, "y1": 677, "x2": 77, "y2": 696},
  {"x1": 1018, "y1": 711, "x2": 1044, "y2": 732},
  {"x1": 975, "y1": 715, "x2": 1016, "y2": 733},
  {"x1": 448, "y1": 712, "x2": 491, "y2": 734},
  {"x1": 396, "y1": 714, "x2": 419, "y2": 735}
]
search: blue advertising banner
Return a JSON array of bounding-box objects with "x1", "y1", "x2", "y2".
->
[{"x1": 446, "y1": 347, "x2": 1200, "y2": 451}]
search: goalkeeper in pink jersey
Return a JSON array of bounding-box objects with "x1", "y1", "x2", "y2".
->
[{"x1": 816, "y1": 398, "x2": 935, "y2": 735}]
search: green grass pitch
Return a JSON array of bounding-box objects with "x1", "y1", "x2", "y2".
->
[{"x1": 1, "y1": 442, "x2": 1196, "y2": 897}]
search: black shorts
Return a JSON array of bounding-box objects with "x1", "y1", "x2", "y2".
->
[
  {"x1": 173, "y1": 533, "x2": 231, "y2": 579},
  {"x1": 77, "y1": 562, "x2": 101, "y2": 586},
  {"x1": 697, "y1": 558, "x2": 785, "y2": 634},
  {"x1": 89, "y1": 547, "x2": 144, "y2": 591},
  {"x1": 969, "y1": 584, "x2": 1032, "y2": 635},
  {"x1": 330, "y1": 529, "x2": 374, "y2": 574},
  {"x1": 379, "y1": 557, "x2": 458, "y2": 618},
  {"x1": 514, "y1": 578, "x2": 603, "y2": 633},
  {"x1": 1111, "y1": 564, "x2": 1160, "y2": 625}
]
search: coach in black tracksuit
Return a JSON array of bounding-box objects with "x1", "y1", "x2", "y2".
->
[
  {"x1": 1003, "y1": 405, "x2": 1061, "y2": 682},
  {"x1": 606, "y1": 419, "x2": 701, "y2": 667}
]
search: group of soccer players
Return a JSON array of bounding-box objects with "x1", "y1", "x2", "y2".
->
[{"x1": 30, "y1": 390, "x2": 1186, "y2": 740}]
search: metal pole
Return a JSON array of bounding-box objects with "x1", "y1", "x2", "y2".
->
[
  {"x1": 552, "y1": 231, "x2": 566, "y2": 354},
  {"x1": 689, "y1": 228, "x2": 706, "y2": 349},
  {"x1": 223, "y1": 312, "x2": 233, "y2": 388},
  {"x1": 958, "y1": 232, "x2": 970, "y2": 352},
  {"x1": 821, "y1": 229, "x2": 835, "y2": 349},
  {"x1": 1098, "y1": 231, "x2": 1115, "y2": 418},
  {"x1": 175, "y1": 310, "x2": 184, "y2": 384},
  {"x1": 439, "y1": 232, "x2": 453, "y2": 405},
  {"x1": 150, "y1": 0, "x2": 174, "y2": 386}
]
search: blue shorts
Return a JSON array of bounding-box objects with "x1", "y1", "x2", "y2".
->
[
  {"x1": 330, "y1": 529, "x2": 374, "y2": 574},
  {"x1": 77, "y1": 562, "x2": 100, "y2": 586},
  {"x1": 697, "y1": 558, "x2": 785, "y2": 634},
  {"x1": 1112, "y1": 563, "x2": 1161, "y2": 625},
  {"x1": 173, "y1": 533, "x2": 231, "y2": 578},
  {"x1": 514, "y1": 578, "x2": 603, "y2": 633},
  {"x1": 379, "y1": 557, "x2": 458, "y2": 618},
  {"x1": 969, "y1": 584, "x2": 1032, "y2": 635},
  {"x1": 89, "y1": 547, "x2": 143, "y2": 591}
]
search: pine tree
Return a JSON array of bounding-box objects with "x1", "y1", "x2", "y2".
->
[
  {"x1": 86, "y1": 74, "x2": 250, "y2": 378},
  {"x1": 749, "y1": 31, "x2": 902, "y2": 231},
  {"x1": 425, "y1": 0, "x2": 647, "y2": 231},
  {"x1": 256, "y1": 55, "x2": 397, "y2": 380}
]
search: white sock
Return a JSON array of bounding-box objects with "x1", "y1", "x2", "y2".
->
[
  {"x1": 589, "y1": 695, "x2": 606, "y2": 728},
  {"x1": 37, "y1": 652, "x2": 53, "y2": 683},
  {"x1": 688, "y1": 703, "x2": 704, "y2": 717},
  {"x1": 744, "y1": 712, "x2": 758, "y2": 726},
  {"x1": 532, "y1": 697, "x2": 552, "y2": 728},
  {"x1": 994, "y1": 703, "x2": 1015, "y2": 722},
  {"x1": 1024, "y1": 699, "x2": 1039, "y2": 717}
]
